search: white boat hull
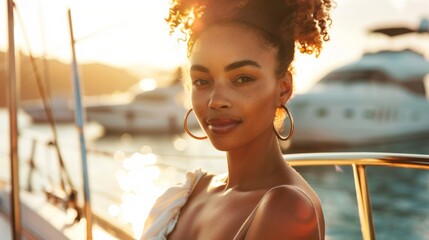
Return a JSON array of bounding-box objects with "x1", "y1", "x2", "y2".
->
[
  {"x1": 21, "y1": 98, "x2": 75, "y2": 123},
  {"x1": 86, "y1": 83, "x2": 200, "y2": 134},
  {"x1": 288, "y1": 84, "x2": 429, "y2": 146},
  {"x1": 87, "y1": 104, "x2": 200, "y2": 133}
]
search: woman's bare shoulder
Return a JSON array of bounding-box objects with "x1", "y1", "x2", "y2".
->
[
  {"x1": 190, "y1": 171, "x2": 227, "y2": 196},
  {"x1": 245, "y1": 185, "x2": 322, "y2": 240}
]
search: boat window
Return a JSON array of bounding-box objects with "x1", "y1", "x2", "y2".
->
[
  {"x1": 400, "y1": 80, "x2": 426, "y2": 96},
  {"x1": 424, "y1": 74, "x2": 429, "y2": 99},
  {"x1": 316, "y1": 108, "x2": 328, "y2": 118},
  {"x1": 363, "y1": 109, "x2": 375, "y2": 119},
  {"x1": 320, "y1": 70, "x2": 428, "y2": 96},
  {"x1": 344, "y1": 108, "x2": 354, "y2": 118},
  {"x1": 319, "y1": 70, "x2": 390, "y2": 85},
  {"x1": 133, "y1": 92, "x2": 169, "y2": 102}
]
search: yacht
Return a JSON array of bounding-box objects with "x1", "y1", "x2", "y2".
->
[
  {"x1": 288, "y1": 20, "x2": 429, "y2": 146},
  {"x1": 21, "y1": 97, "x2": 75, "y2": 123},
  {"x1": 86, "y1": 79, "x2": 199, "y2": 134}
]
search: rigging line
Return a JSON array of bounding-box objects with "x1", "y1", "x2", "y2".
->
[
  {"x1": 37, "y1": 0, "x2": 52, "y2": 99},
  {"x1": 13, "y1": 2, "x2": 75, "y2": 192},
  {"x1": 74, "y1": 22, "x2": 122, "y2": 43},
  {"x1": 29, "y1": 20, "x2": 123, "y2": 59}
]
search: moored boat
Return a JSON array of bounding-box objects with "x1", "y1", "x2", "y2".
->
[
  {"x1": 21, "y1": 97, "x2": 75, "y2": 123},
  {"x1": 86, "y1": 79, "x2": 200, "y2": 134},
  {"x1": 287, "y1": 20, "x2": 429, "y2": 147}
]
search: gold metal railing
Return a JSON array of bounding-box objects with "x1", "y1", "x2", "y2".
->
[{"x1": 285, "y1": 152, "x2": 429, "y2": 240}]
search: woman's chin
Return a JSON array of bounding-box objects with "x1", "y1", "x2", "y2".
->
[{"x1": 207, "y1": 137, "x2": 240, "y2": 152}]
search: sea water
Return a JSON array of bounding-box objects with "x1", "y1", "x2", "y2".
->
[{"x1": 0, "y1": 109, "x2": 428, "y2": 239}]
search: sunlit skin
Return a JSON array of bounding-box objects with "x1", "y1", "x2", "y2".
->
[{"x1": 168, "y1": 24, "x2": 325, "y2": 240}]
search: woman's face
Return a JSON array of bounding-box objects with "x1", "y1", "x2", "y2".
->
[{"x1": 189, "y1": 24, "x2": 292, "y2": 151}]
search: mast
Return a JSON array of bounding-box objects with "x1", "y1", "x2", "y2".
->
[
  {"x1": 67, "y1": 8, "x2": 93, "y2": 240},
  {"x1": 6, "y1": 0, "x2": 22, "y2": 239}
]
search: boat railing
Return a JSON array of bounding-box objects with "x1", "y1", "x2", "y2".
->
[
  {"x1": 42, "y1": 137, "x2": 429, "y2": 240},
  {"x1": 286, "y1": 152, "x2": 429, "y2": 240}
]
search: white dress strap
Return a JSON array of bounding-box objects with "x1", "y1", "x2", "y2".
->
[{"x1": 140, "y1": 169, "x2": 207, "y2": 240}]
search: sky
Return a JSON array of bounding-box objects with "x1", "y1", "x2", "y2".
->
[{"x1": 1, "y1": 0, "x2": 429, "y2": 92}]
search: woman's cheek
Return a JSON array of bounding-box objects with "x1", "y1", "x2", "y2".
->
[{"x1": 191, "y1": 93, "x2": 206, "y2": 121}]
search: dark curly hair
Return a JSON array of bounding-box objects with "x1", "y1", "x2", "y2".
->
[{"x1": 166, "y1": 0, "x2": 333, "y2": 78}]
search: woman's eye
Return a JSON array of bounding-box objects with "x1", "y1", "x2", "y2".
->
[
  {"x1": 192, "y1": 79, "x2": 210, "y2": 86},
  {"x1": 234, "y1": 76, "x2": 255, "y2": 84}
]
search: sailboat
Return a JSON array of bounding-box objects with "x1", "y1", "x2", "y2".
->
[{"x1": 0, "y1": 3, "x2": 132, "y2": 239}]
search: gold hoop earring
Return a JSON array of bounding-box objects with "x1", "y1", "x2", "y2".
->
[
  {"x1": 273, "y1": 105, "x2": 294, "y2": 141},
  {"x1": 184, "y1": 108, "x2": 207, "y2": 140}
]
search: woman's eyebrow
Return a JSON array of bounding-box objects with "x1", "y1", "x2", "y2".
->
[
  {"x1": 225, "y1": 60, "x2": 261, "y2": 71},
  {"x1": 190, "y1": 64, "x2": 209, "y2": 73},
  {"x1": 190, "y1": 60, "x2": 260, "y2": 73}
]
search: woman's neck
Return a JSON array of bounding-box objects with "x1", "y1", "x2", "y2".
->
[{"x1": 224, "y1": 134, "x2": 286, "y2": 191}]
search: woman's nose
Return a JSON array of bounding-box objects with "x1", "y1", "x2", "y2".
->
[{"x1": 208, "y1": 84, "x2": 231, "y2": 110}]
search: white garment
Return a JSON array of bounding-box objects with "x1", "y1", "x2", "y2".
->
[{"x1": 140, "y1": 169, "x2": 206, "y2": 240}]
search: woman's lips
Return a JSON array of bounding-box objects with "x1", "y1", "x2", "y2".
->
[{"x1": 207, "y1": 118, "x2": 241, "y2": 134}]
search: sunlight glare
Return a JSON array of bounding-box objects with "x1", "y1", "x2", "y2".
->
[
  {"x1": 108, "y1": 204, "x2": 121, "y2": 217},
  {"x1": 116, "y1": 172, "x2": 134, "y2": 192},
  {"x1": 120, "y1": 133, "x2": 133, "y2": 144},
  {"x1": 390, "y1": 0, "x2": 408, "y2": 9},
  {"x1": 92, "y1": 226, "x2": 119, "y2": 240},
  {"x1": 113, "y1": 150, "x2": 126, "y2": 161},
  {"x1": 114, "y1": 163, "x2": 166, "y2": 237},
  {"x1": 140, "y1": 145, "x2": 153, "y2": 154},
  {"x1": 123, "y1": 153, "x2": 143, "y2": 170},
  {"x1": 144, "y1": 166, "x2": 161, "y2": 180},
  {"x1": 139, "y1": 78, "x2": 158, "y2": 92},
  {"x1": 143, "y1": 153, "x2": 158, "y2": 165},
  {"x1": 173, "y1": 136, "x2": 188, "y2": 151},
  {"x1": 125, "y1": 152, "x2": 158, "y2": 166}
]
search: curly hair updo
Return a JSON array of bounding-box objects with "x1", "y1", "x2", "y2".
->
[{"x1": 166, "y1": 0, "x2": 332, "y2": 78}]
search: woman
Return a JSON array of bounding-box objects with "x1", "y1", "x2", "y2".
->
[{"x1": 141, "y1": 0, "x2": 332, "y2": 239}]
